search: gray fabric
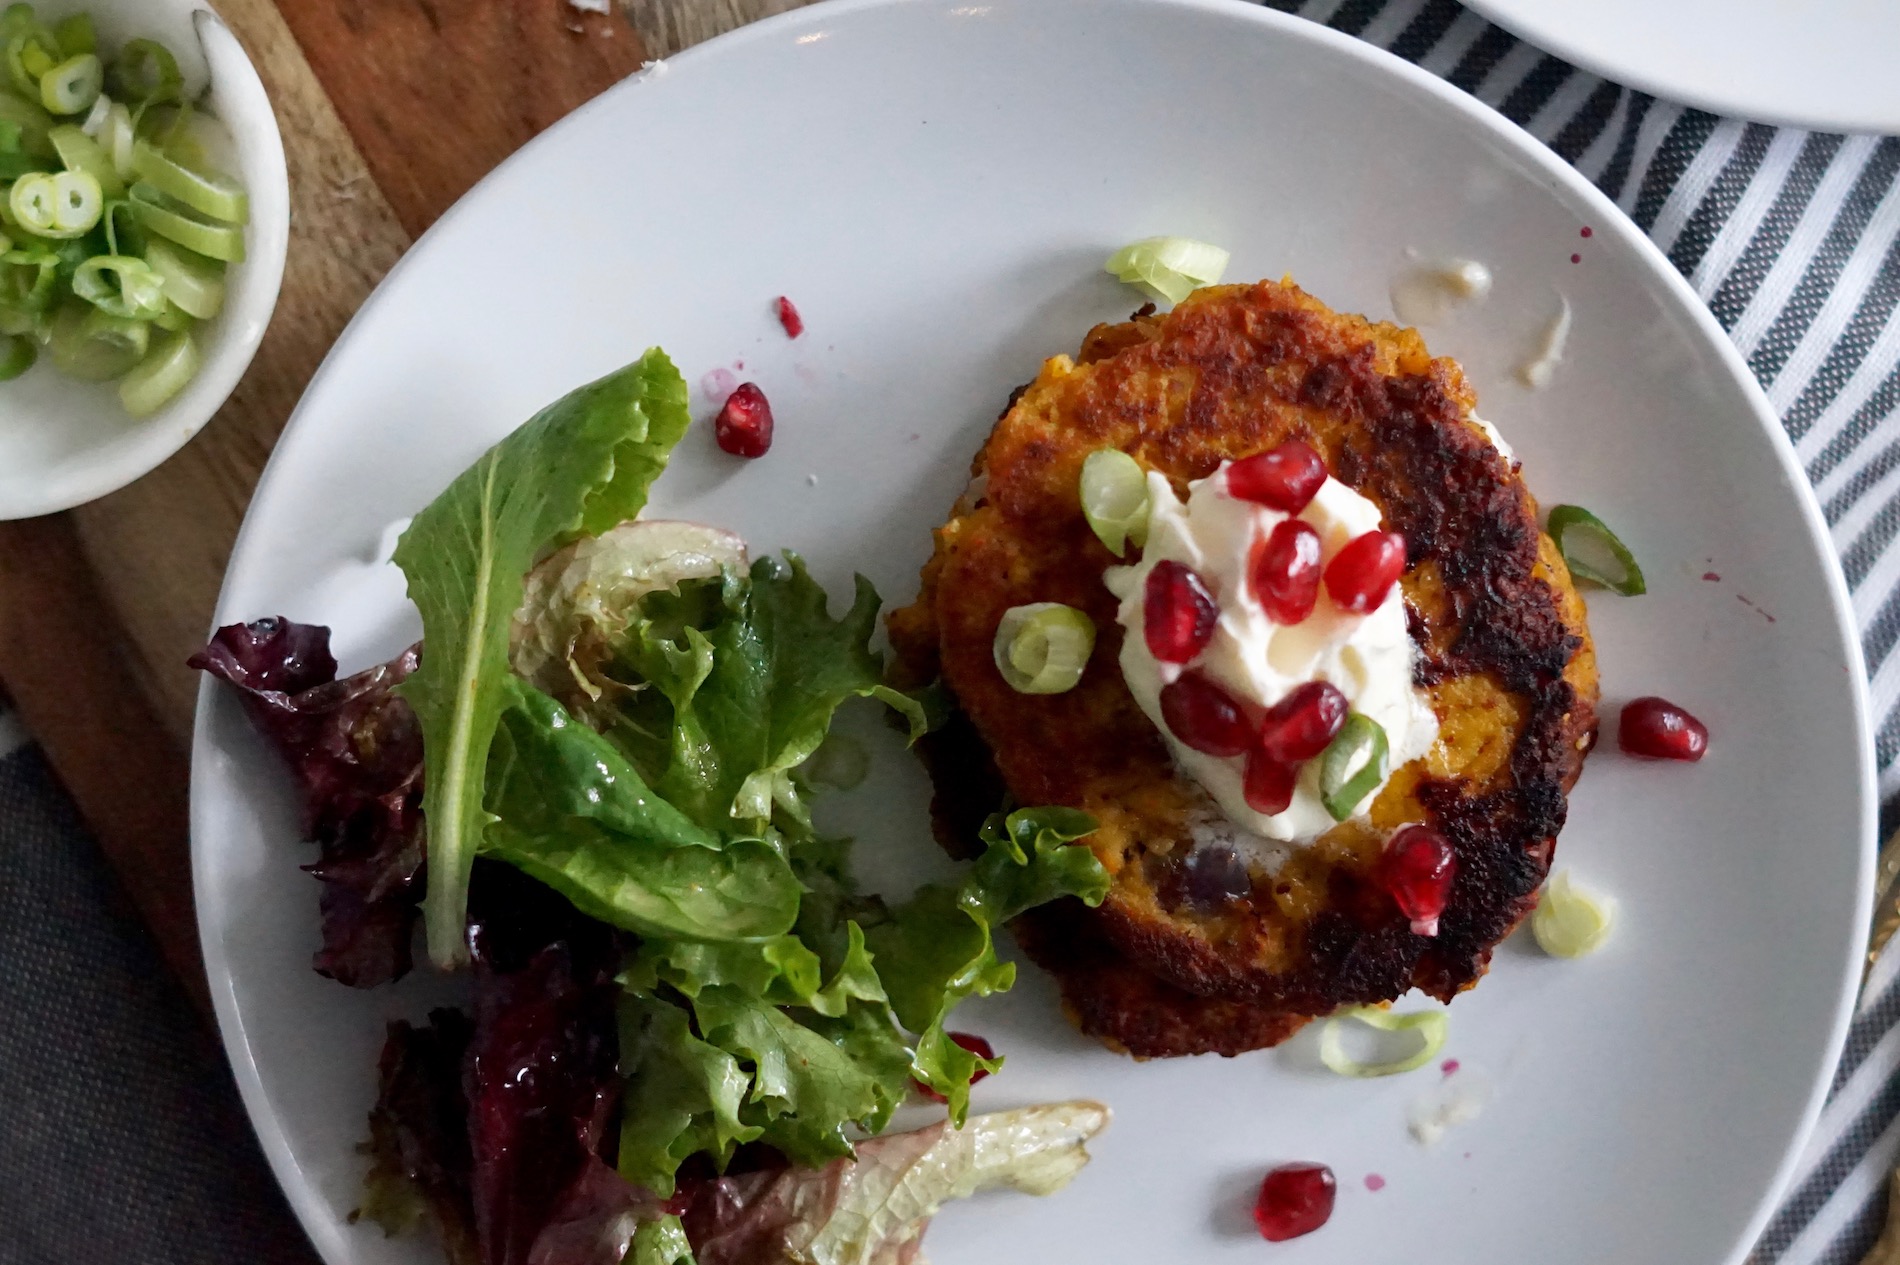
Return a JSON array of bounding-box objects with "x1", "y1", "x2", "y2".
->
[{"x1": 0, "y1": 737, "x2": 311, "y2": 1262}]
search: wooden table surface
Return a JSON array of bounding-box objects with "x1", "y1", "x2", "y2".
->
[{"x1": 0, "y1": 0, "x2": 802, "y2": 1013}]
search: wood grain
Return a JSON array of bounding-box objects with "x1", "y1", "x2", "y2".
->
[{"x1": 278, "y1": 0, "x2": 647, "y2": 238}]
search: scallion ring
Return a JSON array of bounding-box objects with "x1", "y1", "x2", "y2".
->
[
  {"x1": 1105, "y1": 235, "x2": 1230, "y2": 306},
  {"x1": 50, "y1": 123, "x2": 123, "y2": 198},
  {"x1": 141, "y1": 236, "x2": 222, "y2": 319},
  {"x1": 1546, "y1": 504, "x2": 1645, "y2": 596},
  {"x1": 128, "y1": 181, "x2": 244, "y2": 261},
  {"x1": 110, "y1": 38, "x2": 181, "y2": 105},
  {"x1": 40, "y1": 52, "x2": 101, "y2": 115},
  {"x1": 993, "y1": 602, "x2": 1096, "y2": 695},
  {"x1": 132, "y1": 138, "x2": 246, "y2": 224},
  {"x1": 1318, "y1": 712, "x2": 1390, "y2": 822},
  {"x1": 98, "y1": 100, "x2": 133, "y2": 179},
  {"x1": 6, "y1": 26, "x2": 57, "y2": 98},
  {"x1": 48, "y1": 299, "x2": 147, "y2": 381},
  {"x1": 1079, "y1": 448, "x2": 1151, "y2": 557},
  {"x1": 1531, "y1": 870, "x2": 1617, "y2": 958},
  {"x1": 0, "y1": 330, "x2": 33, "y2": 379},
  {"x1": 1, "y1": 247, "x2": 58, "y2": 311},
  {"x1": 73, "y1": 254, "x2": 166, "y2": 320},
  {"x1": 119, "y1": 327, "x2": 198, "y2": 417},
  {"x1": 0, "y1": 90, "x2": 54, "y2": 158},
  {"x1": 52, "y1": 12, "x2": 95, "y2": 57},
  {"x1": 1319, "y1": 1005, "x2": 1448, "y2": 1078},
  {"x1": 24, "y1": 168, "x2": 103, "y2": 236}
]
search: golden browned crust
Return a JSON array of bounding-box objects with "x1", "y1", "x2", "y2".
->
[{"x1": 890, "y1": 279, "x2": 1598, "y2": 1045}]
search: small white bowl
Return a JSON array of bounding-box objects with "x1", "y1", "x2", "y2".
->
[{"x1": 0, "y1": 0, "x2": 289, "y2": 521}]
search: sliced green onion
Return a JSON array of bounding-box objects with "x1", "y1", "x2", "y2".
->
[
  {"x1": 0, "y1": 122, "x2": 33, "y2": 178},
  {"x1": 13, "y1": 167, "x2": 100, "y2": 236},
  {"x1": 6, "y1": 25, "x2": 56, "y2": 98},
  {"x1": 97, "y1": 99, "x2": 132, "y2": 178},
  {"x1": 1, "y1": 246, "x2": 58, "y2": 311},
  {"x1": 1546, "y1": 504, "x2": 1645, "y2": 596},
  {"x1": 0, "y1": 329, "x2": 33, "y2": 378},
  {"x1": 72, "y1": 254, "x2": 166, "y2": 320},
  {"x1": 151, "y1": 298, "x2": 191, "y2": 333},
  {"x1": 110, "y1": 38, "x2": 180, "y2": 105},
  {"x1": 118, "y1": 327, "x2": 197, "y2": 416},
  {"x1": 128, "y1": 181, "x2": 244, "y2": 261},
  {"x1": 1531, "y1": 870, "x2": 1617, "y2": 958},
  {"x1": 1319, "y1": 1005, "x2": 1448, "y2": 1078},
  {"x1": 49, "y1": 299, "x2": 147, "y2": 380},
  {"x1": 1079, "y1": 448, "x2": 1151, "y2": 557},
  {"x1": 50, "y1": 123, "x2": 123, "y2": 197},
  {"x1": 0, "y1": 5, "x2": 38, "y2": 37},
  {"x1": 132, "y1": 138, "x2": 246, "y2": 224},
  {"x1": 39, "y1": 52, "x2": 100, "y2": 115},
  {"x1": 52, "y1": 12, "x2": 94, "y2": 57},
  {"x1": 141, "y1": 236, "x2": 222, "y2": 319},
  {"x1": 1105, "y1": 236, "x2": 1230, "y2": 306},
  {"x1": 0, "y1": 89, "x2": 54, "y2": 157},
  {"x1": 993, "y1": 602, "x2": 1096, "y2": 695},
  {"x1": 0, "y1": 298, "x2": 37, "y2": 335},
  {"x1": 1319, "y1": 712, "x2": 1390, "y2": 822}
]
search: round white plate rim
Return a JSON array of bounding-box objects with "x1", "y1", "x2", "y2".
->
[
  {"x1": 1461, "y1": 0, "x2": 1900, "y2": 134},
  {"x1": 188, "y1": 2, "x2": 1879, "y2": 1262}
]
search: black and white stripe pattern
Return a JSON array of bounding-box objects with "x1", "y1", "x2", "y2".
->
[{"x1": 1261, "y1": 0, "x2": 1900, "y2": 1259}]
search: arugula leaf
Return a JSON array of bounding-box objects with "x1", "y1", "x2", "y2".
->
[
  {"x1": 394, "y1": 350, "x2": 692, "y2": 968},
  {"x1": 867, "y1": 807, "x2": 1109, "y2": 1121},
  {"x1": 484, "y1": 679, "x2": 801, "y2": 942}
]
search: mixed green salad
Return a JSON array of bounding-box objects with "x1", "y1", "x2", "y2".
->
[{"x1": 193, "y1": 350, "x2": 1111, "y2": 1265}]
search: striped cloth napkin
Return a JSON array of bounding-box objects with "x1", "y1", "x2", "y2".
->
[{"x1": 1257, "y1": 0, "x2": 1900, "y2": 1261}]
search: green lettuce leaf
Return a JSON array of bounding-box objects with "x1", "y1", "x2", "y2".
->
[
  {"x1": 617, "y1": 992, "x2": 758, "y2": 1196},
  {"x1": 395, "y1": 349, "x2": 692, "y2": 968},
  {"x1": 606, "y1": 555, "x2": 925, "y2": 832},
  {"x1": 483, "y1": 678, "x2": 800, "y2": 942},
  {"x1": 867, "y1": 806, "x2": 1109, "y2": 1121}
]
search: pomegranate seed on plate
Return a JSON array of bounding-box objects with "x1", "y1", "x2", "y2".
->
[
  {"x1": 1253, "y1": 1163, "x2": 1337, "y2": 1241},
  {"x1": 1325, "y1": 529, "x2": 1407, "y2": 613},
  {"x1": 912, "y1": 1031, "x2": 995, "y2": 1103},
  {"x1": 1159, "y1": 670, "x2": 1254, "y2": 757},
  {"x1": 1145, "y1": 560, "x2": 1220, "y2": 663},
  {"x1": 1251, "y1": 519, "x2": 1323, "y2": 624},
  {"x1": 1243, "y1": 748, "x2": 1297, "y2": 815},
  {"x1": 1618, "y1": 696, "x2": 1708, "y2": 761},
  {"x1": 714, "y1": 382, "x2": 774, "y2": 457},
  {"x1": 1227, "y1": 441, "x2": 1327, "y2": 513},
  {"x1": 1258, "y1": 680, "x2": 1348, "y2": 764},
  {"x1": 774, "y1": 295, "x2": 804, "y2": 338},
  {"x1": 1375, "y1": 824, "x2": 1457, "y2": 936}
]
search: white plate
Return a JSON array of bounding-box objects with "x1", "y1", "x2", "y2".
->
[
  {"x1": 189, "y1": 3, "x2": 1875, "y2": 1263},
  {"x1": 1462, "y1": 0, "x2": 1900, "y2": 134}
]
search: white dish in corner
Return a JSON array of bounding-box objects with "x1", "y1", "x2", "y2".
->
[
  {"x1": 0, "y1": 0, "x2": 289, "y2": 521},
  {"x1": 190, "y1": 3, "x2": 1874, "y2": 1264},
  {"x1": 1462, "y1": 0, "x2": 1900, "y2": 134}
]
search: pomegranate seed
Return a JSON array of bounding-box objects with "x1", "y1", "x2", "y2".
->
[
  {"x1": 1159, "y1": 671, "x2": 1254, "y2": 757},
  {"x1": 1227, "y1": 441, "x2": 1327, "y2": 513},
  {"x1": 1375, "y1": 824, "x2": 1457, "y2": 936},
  {"x1": 1254, "y1": 1163, "x2": 1336, "y2": 1242},
  {"x1": 1144, "y1": 560, "x2": 1220, "y2": 663},
  {"x1": 1618, "y1": 696, "x2": 1708, "y2": 761},
  {"x1": 774, "y1": 295, "x2": 804, "y2": 338},
  {"x1": 911, "y1": 1032, "x2": 995, "y2": 1103},
  {"x1": 1257, "y1": 681, "x2": 1348, "y2": 764},
  {"x1": 1243, "y1": 749, "x2": 1297, "y2": 815},
  {"x1": 1325, "y1": 530, "x2": 1407, "y2": 613},
  {"x1": 714, "y1": 382, "x2": 774, "y2": 458},
  {"x1": 1251, "y1": 519, "x2": 1323, "y2": 624}
]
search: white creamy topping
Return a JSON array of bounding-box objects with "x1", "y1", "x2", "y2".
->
[
  {"x1": 1104, "y1": 466, "x2": 1438, "y2": 845},
  {"x1": 1516, "y1": 296, "x2": 1572, "y2": 389},
  {"x1": 1389, "y1": 258, "x2": 1493, "y2": 326},
  {"x1": 1470, "y1": 413, "x2": 1514, "y2": 464}
]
